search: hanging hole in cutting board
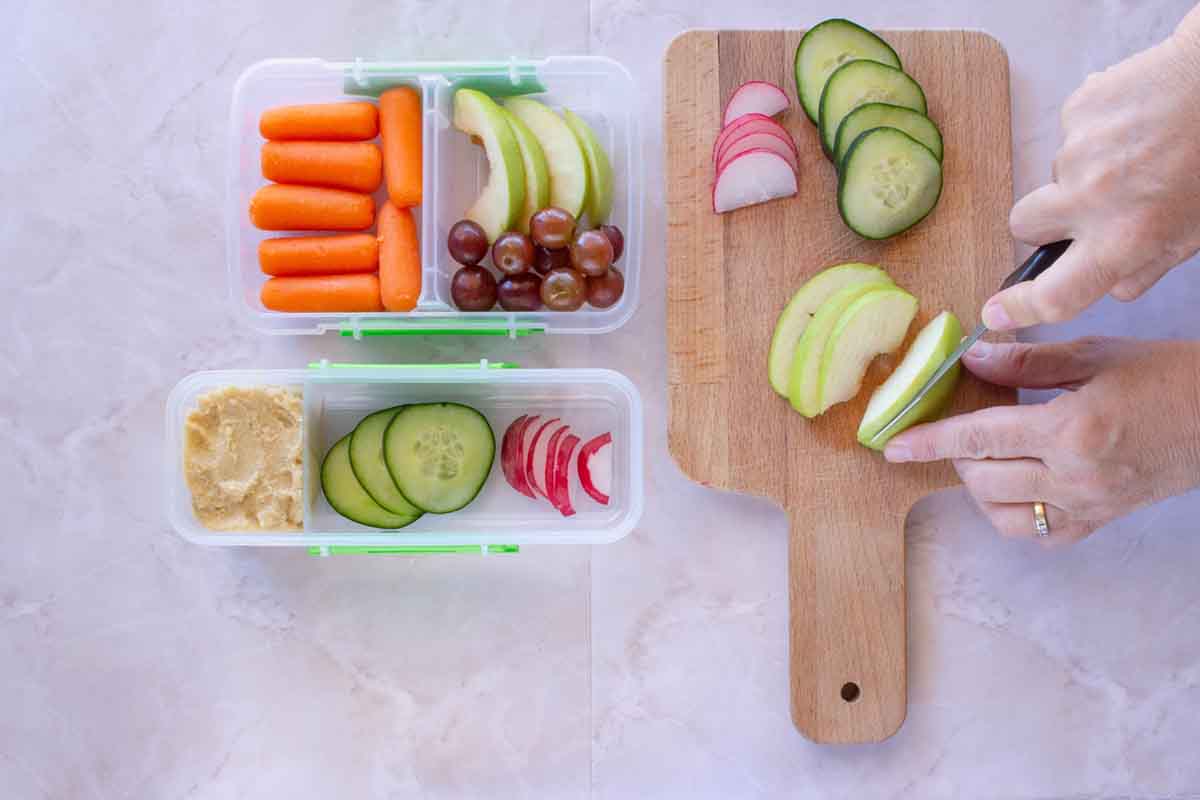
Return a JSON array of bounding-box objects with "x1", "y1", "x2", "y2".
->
[{"x1": 840, "y1": 682, "x2": 861, "y2": 703}]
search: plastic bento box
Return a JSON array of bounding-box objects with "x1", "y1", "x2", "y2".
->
[
  {"x1": 165, "y1": 363, "x2": 644, "y2": 549},
  {"x1": 228, "y1": 57, "x2": 642, "y2": 337}
]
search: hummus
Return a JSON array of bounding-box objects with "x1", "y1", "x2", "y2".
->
[{"x1": 183, "y1": 386, "x2": 304, "y2": 531}]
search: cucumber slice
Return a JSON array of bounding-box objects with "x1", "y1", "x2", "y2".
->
[
  {"x1": 795, "y1": 19, "x2": 901, "y2": 125},
  {"x1": 322, "y1": 435, "x2": 417, "y2": 529},
  {"x1": 838, "y1": 126, "x2": 943, "y2": 240},
  {"x1": 818, "y1": 60, "x2": 926, "y2": 156},
  {"x1": 349, "y1": 407, "x2": 424, "y2": 523},
  {"x1": 384, "y1": 403, "x2": 495, "y2": 514},
  {"x1": 833, "y1": 102, "x2": 942, "y2": 167}
]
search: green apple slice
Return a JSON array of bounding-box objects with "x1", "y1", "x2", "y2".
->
[
  {"x1": 788, "y1": 279, "x2": 895, "y2": 416},
  {"x1": 503, "y1": 97, "x2": 589, "y2": 218},
  {"x1": 768, "y1": 262, "x2": 892, "y2": 397},
  {"x1": 453, "y1": 89, "x2": 526, "y2": 242},
  {"x1": 858, "y1": 311, "x2": 963, "y2": 450},
  {"x1": 817, "y1": 287, "x2": 918, "y2": 414},
  {"x1": 500, "y1": 106, "x2": 551, "y2": 234},
  {"x1": 562, "y1": 108, "x2": 614, "y2": 223}
]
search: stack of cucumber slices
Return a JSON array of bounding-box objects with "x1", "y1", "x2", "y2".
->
[
  {"x1": 321, "y1": 402, "x2": 496, "y2": 529},
  {"x1": 794, "y1": 19, "x2": 944, "y2": 240}
]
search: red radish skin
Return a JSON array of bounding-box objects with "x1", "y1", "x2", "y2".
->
[
  {"x1": 515, "y1": 414, "x2": 540, "y2": 497},
  {"x1": 712, "y1": 148, "x2": 797, "y2": 214},
  {"x1": 526, "y1": 417, "x2": 561, "y2": 499},
  {"x1": 543, "y1": 425, "x2": 570, "y2": 513},
  {"x1": 552, "y1": 433, "x2": 580, "y2": 517},
  {"x1": 722, "y1": 81, "x2": 789, "y2": 127},
  {"x1": 716, "y1": 130, "x2": 799, "y2": 174},
  {"x1": 711, "y1": 113, "x2": 795, "y2": 165},
  {"x1": 577, "y1": 432, "x2": 612, "y2": 505},
  {"x1": 500, "y1": 415, "x2": 526, "y2": 494},
  {"x1": 501, "y1": 416, "x2": 538, "y2": 498}
]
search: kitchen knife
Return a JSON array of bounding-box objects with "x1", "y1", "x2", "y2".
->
[{"x1": 866, "y1": 240, "x2": 1073, "y2": 448}]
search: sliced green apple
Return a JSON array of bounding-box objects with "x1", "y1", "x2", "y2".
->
[
  {"x1": 562, "y1": 108, "x2": 614, "y2": 223},
  {"x1": 817, "y1": 287, "x2": 918, "y2": 414},
  {"x1": 768, "y1": 263, "x2": 892, "y2": 397},
  {"x1": 858, "y1": 311, "x2": 963, "y2": 450},
  {"x1": 788, "y1": 278, "x2": 895, "y2": 416},
  {"x1": 503, "y1": 97, "x2": 589, "y2": 219},
  {"x1": 500, "y1": 106, "x2": 551, "y2": 234},
  {"x1": 453, "y1": 89, "x2": 526, "y2": 242}
]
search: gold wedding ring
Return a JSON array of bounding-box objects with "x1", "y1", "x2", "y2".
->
[{"x1": 1033, "y1": 501, "x2": 1051, "y2": 538}]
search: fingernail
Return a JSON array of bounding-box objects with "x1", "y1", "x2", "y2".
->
[
  {"x1": 963, "y1": 340, "x2": 993, "y2": 361},
  {"x1": 884, "y1": 442, "x2": 913, "y2": 463},
  {"x1": 982, "y1": 301, "x2": 1014, "y2": 330}
]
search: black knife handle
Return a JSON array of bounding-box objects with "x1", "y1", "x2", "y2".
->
[{"x1": 999, "y1": 240, "x2": 1073, "y2": 291}]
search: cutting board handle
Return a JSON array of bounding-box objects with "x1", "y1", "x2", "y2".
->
[{"x1": 788, "y1": 504, "x2": 908, "y2": 744}]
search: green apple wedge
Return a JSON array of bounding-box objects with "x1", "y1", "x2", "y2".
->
[
  {"x1": 499, "y1": 107, "x2": 551, "y2": 234},
  {"x1": 503, "y1": 97, "x2": 589, "y2": 219},
  {"x1": 788, "y1": 278, "x2": 896, "y2": 415},
  {"x1": 562, "y1": 108, "x2": 614, "y2": 223},
  {"x1": 817, "y1": 287, "x2": 918, "y2": 414},
  {"x1": 453, "y1": 89, "x2": 526, "y2": 242},
  {"x1": 857, "y1": 311, "x2": 963, "y2": 450},
  {"x1": 768, "y1": 263, "x2": 892, "y2": 397}
]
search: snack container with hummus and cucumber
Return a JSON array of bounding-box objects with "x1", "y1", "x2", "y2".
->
[{"x1": 165, "y1": 363, "x2": 643, "y2": 549}]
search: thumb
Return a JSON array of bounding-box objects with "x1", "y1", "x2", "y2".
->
[
  {"x1": 961, "y1": 338, "x2": 1113, "y2": 389},
  {"x1": 982, "y1": 243, "x2": 1110, "y2": 330}
]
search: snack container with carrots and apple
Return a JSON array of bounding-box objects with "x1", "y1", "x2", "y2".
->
[{"x1": 228, "y1": 57, "x2": 642, "y2": 337}]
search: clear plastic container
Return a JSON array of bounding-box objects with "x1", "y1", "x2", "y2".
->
[
  {"x1": 164, "y1": 363, "x2": 644, "y2": 547},
  {"x1": 229, "y1": 58, "x2": 643, "y2": 337}
]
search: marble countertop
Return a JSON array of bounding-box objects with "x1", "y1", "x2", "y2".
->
[{"x1": 5, "y1": 0, "x2": 1200, "y2": 797}]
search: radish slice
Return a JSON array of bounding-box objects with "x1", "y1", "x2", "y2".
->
[
  {"x1": 516, "y1": 414, "x2": 540, "y2": 496},
  {"x1": 712, "y1": 148, "x2": 798, "y2": 214},
  {"x1": 543, "y1": 425, "x2": 570, "y2": 513},
  {"x1": 717, "y1": 129, "x2": 798, "y2": 174},
  {"x1": 577, "y1": 432, "x2": 612, "y2": 505},
  {"x1": 501, "y1": 415, "x2": 537, "y2": 498},
  {"x1": 552, "y1": 433, "x2": 580, "y2": 517},
  {"x1": 501, "y1": 415, "x2": 527, "y2": 495},
  {"x1": 711, "y1": 113, "x2": 793, "y2": 165},
  {"x1": 722, "y1": 81, "x2": 789, "y2": 127},
  {"x1": 526, "y1": 417, "x2": 561, "y2": 499}
]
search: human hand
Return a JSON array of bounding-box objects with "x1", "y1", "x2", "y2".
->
[
  {"x1": 883, "y1": 337, "x2": 1200, "y2": 545},
  {"x1": 984, "y1": 8, "x2": 1200, "y2": 330}
]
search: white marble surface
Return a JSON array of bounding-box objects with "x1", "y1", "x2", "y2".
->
[{"x1": 4, "y1": 0, "x2": 1200, "y2": 797}]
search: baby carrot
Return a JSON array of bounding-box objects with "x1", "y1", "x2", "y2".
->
[
  {"x1": 377, "y1": 201, "x2": 421, "y2": 312},
  {"x1": 259, "y1": 233, "x2": 379, "y2": 277},
  {"x1": 261, "y1": 141, "x2": 383, "y2": 193},
  {"x1": 259, "y1": 102, "x2": 379, "y2": 141},
  {"x1": 260, "y1": 274, "x2": 384, "y2": 313},
  {"x1": 249, "y1": 184, "x2": 375, "y2": 231},
  {"x1": 379, "y1": 87, "x2": 422, "y2": 207}
]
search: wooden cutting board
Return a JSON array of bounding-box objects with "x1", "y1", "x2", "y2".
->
[{"x1": 665, "y1": 29, "x2": 1016, "y2": 743}]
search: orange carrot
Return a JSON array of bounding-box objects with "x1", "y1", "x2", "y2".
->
[
  {"x1": 260, "y1": 274, "x2": 384, "y2": 313},
  {"x1": 379, "y1": 87, "x2": 422, "y2": 207},
  {"x1": 259, "y1": 233, "x2": 379, "y2": 277},
  {"x1": 261, "y1": 141, "x2": 382, "y2": 193},
  {"x1": 249, "y1": 184, "x2": 375, "y2": 231},
  {"x1": 377, "y1": 201, "x2": 421, "y2": 311},
  {"x1": 259, "y1": 102, "x2": 379, "y2": 141}
]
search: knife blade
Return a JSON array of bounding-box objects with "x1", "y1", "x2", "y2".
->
[{"x1": 866, "y1": 240, "x2": 1073, "y2": 448}]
